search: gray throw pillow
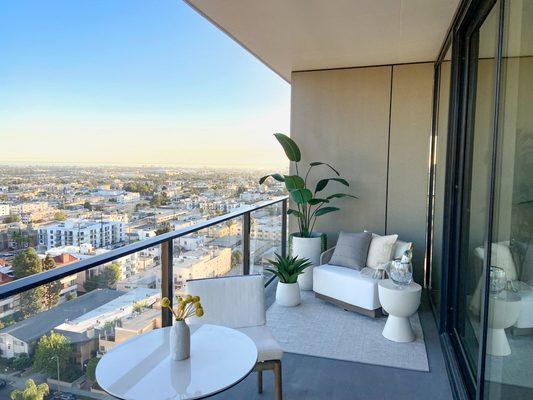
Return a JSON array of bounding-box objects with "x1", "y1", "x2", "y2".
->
[{"x1": 329, "y1": 231, "x2": 372, "y2": 270}]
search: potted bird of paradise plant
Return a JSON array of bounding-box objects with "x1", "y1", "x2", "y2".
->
[
  {"x1": 260, "y1": 133, "x2": 357, "y2": 290},
  {"x1": 266, "y1": 253, "x2": 313, "y2": 306},
  {"x1": 161, "y1": 295, "x2": 204, "y2": 361}
]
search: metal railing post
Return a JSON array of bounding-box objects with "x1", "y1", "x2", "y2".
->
[
  {"x1": 243, "y1": 212, "x2": 251, "y2": 275},
  {"x1": 281, "y1": 199, "x2": 288, "y2": 258},
  {"x1": 161, "y1": 239, "x2": 173, "y2": 327}
]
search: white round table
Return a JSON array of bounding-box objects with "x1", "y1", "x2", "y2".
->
[
  {"x1": 96, "y1": 324, "x2": 258, "y2": 400},
  {"x1": 378, "y1": 279, "x2": 422, "y2": 342}
]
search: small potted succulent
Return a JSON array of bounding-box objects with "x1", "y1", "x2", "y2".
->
[
  {"x1": 266, "y1": 254, "x2": 312, "y2": 307},
  {"x1": 161, "y1": 295, "x2": 204, "y2": 361}
]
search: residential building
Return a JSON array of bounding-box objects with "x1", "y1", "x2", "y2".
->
[
  {"x1": 37, "y1": 219, "x2": 124, "y2": 250},
  {"x1": 0, "y1": 289, "x2": 122, "y2": 359},
  {"x1": 0, "y1": 204, "x2": 9, "y2": 217},
  {"x1": 98, "y1": 308, "x2": 161, "y2": 354}
]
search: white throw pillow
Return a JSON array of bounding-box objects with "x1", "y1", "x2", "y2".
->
[{"x1": 366, "y1": 233, "x2": 398, "y2": 269}]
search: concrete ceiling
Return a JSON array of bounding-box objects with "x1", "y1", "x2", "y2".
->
[{"x1": 185, "y1": 0, "x2": 460, "y2": 82}]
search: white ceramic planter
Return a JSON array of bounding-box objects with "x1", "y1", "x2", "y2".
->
[
  {"x1": 170, "y1": 320, "x2": 190, "y2": 361},
  {"x1": 276, "y1": 282, "x2": 301, "y2": 307},
  {"x1": 292, "y1": 233, "x2": 323, "y2": 291}
]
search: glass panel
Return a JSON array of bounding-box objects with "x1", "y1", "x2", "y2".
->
[
  {"x1": 430, "y1": 46, "x2": 452, "y2": 321},
  {"x1": 0, "y1": 245, "x2": 162, "y2": 399},
  {"x1": 173, "y1": 218, "x2": 243, "y2": 296},
  {"x1": 250, "y1": 203, "x2": 284, "y2": 283},
  {"x1": 456, "y1": 2, "x2": 500, "y2": 376},
  {"x1": 484, "y1": 1, "x2": 533, "y2": 399}
]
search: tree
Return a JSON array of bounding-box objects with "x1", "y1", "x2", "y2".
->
[
  {"x1": 13, "y1": 248, "x2": 45, "y2": 318},
  {"x1": 231, "y1": 249, "x2": 242, "y2": 268},
  {"x1": 155, "y1": 223, "x2": 172, "y2": 236},
  {"x1": 12, "y1": 354, "x2": 32, "y2": 371},
  {"x1": 4, "y1": 215, "x2": 20, "y2": 224},
  {"x1": 13, "y1": 248, "x2": 42, "y2": 278},
  {"x1": 41, "y1": 255, "x2": 60, "y2": 309},
  {"x1": 84, "y1": 262, "x2": 121, "y2": 291},
  {"x1": 83, "y1": 201, "x2": 93, "y2": 211},
  {"x1": 33, "y1": 331, "x2": 72, "y2": 379},
  {"x1": 10, "y1": 379, "x2": 49, "y2": 400},
  {"x1": 132, "y1": 301, "x2": 147, "y2": 314},
  {"x1": 10, "y1": 231, "x2": 28, "y2": 249},
  {"x1": 102, "y1": 262, "x2": 121, "y2": 287},
  {"x1": 86, "y1": 357, "x2": 99, "y2": 382},
  {"x1": 53, "y1": 211, "x2": 67, "y2": 221}
]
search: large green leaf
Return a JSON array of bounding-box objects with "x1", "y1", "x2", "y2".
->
[
  {"x1": 274, "y1": 133, "x2": 301, "y2": 162},
  {"x1": 308, "y1": 198, "x2": 329, "y2": 205},
  {"x1": 314, "y1": 206, "x2": 340, "y2": 216},
  {"x1": 309, "y1": 162, "x2": 340, "y2": 176},
  {"x1": 289, "y1": 188, "x2": 313, "y2": 204},
  {"x1": 283, "y1": 175, "x2": 305, "y2": 190},
  {"x1": 315, "y1": 178, "x2": 350, "y2": 192},
  {"x1": 326, "y1": 193, "x2": 358, "y2": 200},
  {"x1": 287, "y1": 208, "x2": 303, "y2": 217},
  {"x1": 259, "y1": 174, "x2": 285, "y2": 184}
]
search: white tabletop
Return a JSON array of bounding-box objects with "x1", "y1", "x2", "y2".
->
[
  {"x1": 378, "y1": 279, "x2": 422, "y2": 293},
  {"x1": 96, "y1": 324, "x2": 258, "y2": 400}
]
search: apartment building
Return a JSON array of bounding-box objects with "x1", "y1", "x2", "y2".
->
[
  {"x1": 37, "y1": 219, "x2": 124, "y2": 250},
  {"x1": 0, "y1": 204, "x2": 9, "y2": 217}
]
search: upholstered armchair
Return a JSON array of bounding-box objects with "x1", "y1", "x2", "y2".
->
[{"x1": 186, "y1": 275, "x2": 283, "y2": 400}]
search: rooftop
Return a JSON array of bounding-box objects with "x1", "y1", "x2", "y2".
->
[{"x1": 0, "y1": 289, "x2": 123, "y2": 343}]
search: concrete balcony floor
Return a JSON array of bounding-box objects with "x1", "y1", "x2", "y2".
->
[{"x1": 213, "y1": 283, "x2": 453, "y2": 400}]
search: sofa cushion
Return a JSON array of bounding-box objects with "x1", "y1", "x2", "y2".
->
[
  {"x1": 329, "y1": 231, "x2": 372, "y2": 270},
  {"x1": 313, "y1": 264, "x2": 381, "y2": 310},
  {"x1": 366, "y1": 233, "x2": 398, "y2": 269}
]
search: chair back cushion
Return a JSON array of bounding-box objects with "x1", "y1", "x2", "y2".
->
[{"x1": 186, "y1": 275, "x2": 266, "y2": 328}]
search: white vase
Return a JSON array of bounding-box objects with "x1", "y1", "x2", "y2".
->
[
  {"x1": 170, "y1": 320, "x2": 190, "y2": 361},
  {"x1": 276, "y1": 281, "x2": 301, "y2": 306},
  {"x1": 292, "y1": 233, "x2": 324, "y2": 291}
]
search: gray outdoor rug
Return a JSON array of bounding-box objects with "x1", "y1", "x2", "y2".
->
[{"x1": 266, "y1": 291, "x2": 430, "y2": 372}]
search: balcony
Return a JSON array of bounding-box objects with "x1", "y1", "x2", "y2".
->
[
  {"x1": 0, "y1": 197, "x2": 453, "y2": 399},
  {"x1": 2, "y1": 0, "x2": 531, "y2": 399}
]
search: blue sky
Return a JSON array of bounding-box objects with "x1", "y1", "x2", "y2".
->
[{"x1": 0, "y1": 0, "x2": 290, "y2": 168}]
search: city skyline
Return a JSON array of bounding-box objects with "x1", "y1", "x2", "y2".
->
[{"x1": 0, "y1": 0, "x2": 290, "y2": 168}]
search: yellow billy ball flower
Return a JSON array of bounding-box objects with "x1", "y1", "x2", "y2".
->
[
  {"x1": 192, "y1": 296, "x2": 200, "y2": 303},
  {"x1": 161, "y1": 297, "x2": 170, "y2": 308},
  {"x1": 195, "y1": 308, "x2": 204, "y2": 317}
]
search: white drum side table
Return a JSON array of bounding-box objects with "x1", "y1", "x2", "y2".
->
[
  {"x1": 378, "y1": 279, "x2": 422, "y2": 343},
  {"x1": 487, "y1": 291, "x2": 521, "y2": 356}
]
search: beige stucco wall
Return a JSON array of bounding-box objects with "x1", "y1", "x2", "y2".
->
[{"x1": 290, "y1": 63, "x2": 434, "y2": 283}]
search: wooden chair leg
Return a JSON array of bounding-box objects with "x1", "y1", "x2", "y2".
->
[
  {"x1": 257, "y1": 369, "x2": 263, "y2": 393},
  {"x1": 274, "y1": 360, "x2": 282, "y2": 400}
]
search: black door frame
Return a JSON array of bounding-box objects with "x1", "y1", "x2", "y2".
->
[{"x1": 427, "y1": 0, "x2": 506, "y2": 398}]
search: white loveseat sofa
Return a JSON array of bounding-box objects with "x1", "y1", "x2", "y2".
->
[{"x1": 313, "y1": 240, "x2": 413, "y2": 318}]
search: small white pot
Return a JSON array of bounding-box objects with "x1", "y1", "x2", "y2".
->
[
  {"x1": 170, "y1": 320, "x2": 190, "y2": 361},
  {"x1": 292, "y1": 233, "x2": 324, "y2": 291},
  {"x1": 276, "y1": 282, "x2": 301, "y2": 307}
]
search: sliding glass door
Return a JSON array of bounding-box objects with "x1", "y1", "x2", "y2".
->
[
  {"x1": 455, "y1": 1, "x2": 500, "y2": 381},
  {"x1": 431, "y1": 0, "x2": 533, "y2": 398},
  {"x1": 483, "y1": 0, "x2": 533, "y2": 398}
]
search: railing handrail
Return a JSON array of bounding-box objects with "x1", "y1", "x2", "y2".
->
[{"x1": 0, "y1": 196, "x2": 288, "y2": 300}]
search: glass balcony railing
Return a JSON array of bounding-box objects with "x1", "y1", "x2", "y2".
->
[{"x1": 0, "y1": 196, "x2": 287, "y2": 398}]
